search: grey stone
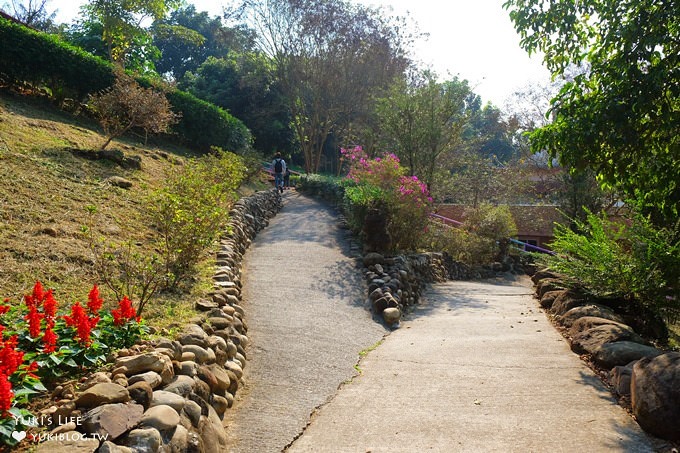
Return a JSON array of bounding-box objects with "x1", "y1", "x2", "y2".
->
[
  {"x1": 571, "y1": 324, "x2": 646, "y2": 355},
  {"x1": 177, "y1": 324, "x2": 209, "y2": 348},
  {"x1": 182, "y1": 344, "x2": 215, "y2": 364},
  {"x1": 128, "y1": 371, "x2": 162, "y2": 389},
  {"x1": 127, "y1": 381, "x2": 153, "y2": 410},
  {"x1": 140, "y1": 404, "x2": 180, "y2": 431},
  {"x1": 81, "y1": 403, "x2": 144, "y2": 440},
  {"x1": 105, "y1": 176, "x2": 133, "y2": 189},
  {"x1": 151, "y1": 390, "x2": 186, "y2": 413},
  {"x1": 182, "y1": 400, "x2": 202, "y2": 428},
  {"x1": 557, "y1": 304, "x2": 625, "y2": 328},
  {"x1": 163, "y1": 375, "x2": 195, "y2": 397},
  {"x1": 631, "y1": 352, "x2": 680, "y2": 441},
  {"x1": 610, "y1": 364, "x2": 634, "y2": 396},
  {"x1": 212, "y1": 395, "x2": 229, "y2": 417},
  {"x1": 114, "y1": 352, "x2": 170, "y2": 376},
  {"x1": 197, "y1": 407, "x2": 229, "y2": 453},
  {"x1": 195, "y1": 299, "x2": 219, "y2": 311},
  {"x1": 592, "y1": 341, "x2": 662, "y2": 369},
  {"x1": 124, "y1": 427, "x2": 162, "y2": 452},
  {"x1": 382, "y1": 307, "x2": 401, "y2": 325},
  {"x1": 75, "y1": 383, "x2": 130, "y2": 408},
  {"x1": 177, "y1": 360, "x2": 199, "y2": 377},
  {"x1": 168, "y1": 424, "x2": 189, "y2": 453}
]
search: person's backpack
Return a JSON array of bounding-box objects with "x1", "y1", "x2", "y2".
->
[{"x1": 274, "y1": 158, "x2": 283, "y2": 173}]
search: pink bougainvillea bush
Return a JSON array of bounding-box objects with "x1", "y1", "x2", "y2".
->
[{"x1": 340, "y1": 146, "x2": 433, "y2": 251}]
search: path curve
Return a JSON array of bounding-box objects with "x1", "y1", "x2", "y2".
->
[
  {"x1": 288, "y1": 279, "x2": 654, "y2": 452},
  {"x1": 222, "y1": 192, "x2": 387, "y2": 452}
]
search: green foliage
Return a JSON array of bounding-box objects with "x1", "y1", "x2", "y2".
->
[
  {"x1": 540, "y1": 210, "x2": 680, "y2": 322},
  {"x1": 0, "y1": 17, "x2": 251, "y2": 152},
  {"x1": 0, "y1": 17, "x2": 115, "y2": 100},
  {"x1": 152, "y1": 5, "x2": 256, "y2": 79},
  {"x1": 375, "y1": 72, "x2": 472, "y2": 189},
  {"x1": 426, "y1": 204, "x2": 517, "y2": 265},
  {"x1": 150, "y1": 149, "x2": 247, "y2": 289},
  {"x1": 504, "y1": 0, "x2": 680, "y2": 223},
  {"x1": 179, "y1": 53, "x2": 293, "y2": 155},
  {"x1": 165, "y1": 88, "x2": 252, "y2": 153}
]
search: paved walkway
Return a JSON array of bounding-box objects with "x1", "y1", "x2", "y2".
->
[
  {"x1": 288, "y1": 279, "x2": 654, "y2": 452},
  {"x1": 225, "y1": 192, "x2": 655, "y2": 453},
  {"x1": 222, "y1": 192, "x2": 387, "y2": 452}
]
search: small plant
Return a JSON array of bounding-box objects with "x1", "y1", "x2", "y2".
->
[
  {"x1": 540, "y1": 210, "x2": 680, "y2": 335},
  {"x1": 83, "y1": 206, "x2": 165, "y2": 317},
  {"x1": 87, "y1": 70, "x2": 178, "y2": 150},
  {"x1": 150, "y1": 149, "x2": 246, "y2": 289}
]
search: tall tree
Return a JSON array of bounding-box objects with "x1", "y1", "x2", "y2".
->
[
  {"x1": 152, "y1": 5, "x2": 256, "y2": 80},
  {"x1": 179, "y1": 53, "x2": 293, "y2": 154},
  {"x1": 504, "y1": 0, "x2": 680, "y2": 223},
  {"x1": 82, "y1": 0, "x2": 181, "y2": 66},
  {"x1": 2, "y1": 0, "x2": 56, "y2": 30},
  {"x1": 239, "y1": 0, "x2": 411, "y2": 173},
  {"x1": 376, "y1": 71, "x2": 472, "y2": 188}
]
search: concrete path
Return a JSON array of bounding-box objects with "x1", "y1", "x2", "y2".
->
[
  {"x1": 287, "y1": 279, "x2": 655, "y2": 453},
  {"x1": 222, "y1": 192, "x2": 387, "y2": 452}
]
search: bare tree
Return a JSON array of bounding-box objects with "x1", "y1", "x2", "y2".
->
[
  {"x1": 238, "y1": 0, "x2": 412, "y2": 173},
  {"x1": 88, "y1": 71, "x2": 178, "y2": 149},
  {"x1": 3, "y1": 0, "x2": 56, "y2": 30}
]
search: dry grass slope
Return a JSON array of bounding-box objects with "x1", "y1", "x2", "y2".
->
[{"x1": 0, "y1": 90, "x2": 218, "y2": 330}]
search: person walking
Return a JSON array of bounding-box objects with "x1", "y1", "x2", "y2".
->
[{"x1": 272, "y1": 152, "x2": 287, "y2": 193}]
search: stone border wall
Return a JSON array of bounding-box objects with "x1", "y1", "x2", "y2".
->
[
  {"x1": 362, "y1": 251, "x2": 479, "y2": 325},
  {"x1": 532, "y1": 270, "x2": 680, "y2": 444},
  {"x1": 35, "y1": 189, "x2": 282, "y2": 453}
]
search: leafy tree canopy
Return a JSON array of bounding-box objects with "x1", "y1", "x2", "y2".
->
[
  {"x1": 504, "y1": 0, "x2": 679, "y2": 223},
  {"x1": 152, "y1": 5, "x2": 256, "y2": 80}
]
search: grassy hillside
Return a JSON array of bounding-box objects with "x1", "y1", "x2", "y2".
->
[{"x1": 0, "y1": 89, "x2": 245, "y2": 330}]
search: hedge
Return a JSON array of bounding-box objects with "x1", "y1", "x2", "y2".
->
[{"x1": 0, "y1": 17, "x2": 251, "y2": 153}]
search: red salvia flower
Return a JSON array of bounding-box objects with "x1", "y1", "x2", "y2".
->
[
  {"x1": 111, "y1": 296, "x2": 138, "y2": 326},
  {"x1": 63, "y1": 302, "x2": 93, "y2": 346},
  {"x1": 0, "y1": 304, "x2": 9, "y2": 315},
  {"x1": 42, "y1": 325, "x2": 58, "y2": 353},
  {"x1": 24, "y1": 305, "x2": 43, "y2": 338},
  {"x1": 43, "y1": 289, "x2": 57, "y2": 320},
  {"x1": 0, "y1": 335, "x2": 24, "y2": 377},
  {"x1": 0, "y1": 373, "x2": 13, "y2": 414},
  {"x1": 31, "y1": 281, "x2": 45, "y2": 305},
  {"x1": 87, "y1": 285, "x2": 103, "y2": 315}
]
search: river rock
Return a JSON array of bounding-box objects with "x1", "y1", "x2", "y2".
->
[
  {"x1": 81, "y1": 403, "x2": 144, "y2": 440},
  {"x1": 592, "y1": 341, "x2": 662, "y2": 369},
  {"x1": 124, "y1": 427, "x2": 162, "y2": 452},
  {"x1": 631, "y1": 352, "x2": 680, "y2": 441},
  {"x1": 151, "y1": 390, "x2": 186, "y2": 413},
  {"x1": 75, "y1": 383, "x2": 130, "y2": 408},
  {"x1": 140, "y1": 405, "x2": 180, "y2": 431}
]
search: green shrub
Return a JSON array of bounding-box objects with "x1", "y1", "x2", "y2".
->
[
  {"x1": 150, "y1": 150, "x2": 246, "y2": 289},
  {"x1": 425, "y1": 204, "x2": 517, "y2": 265},
  {"x1": 0, "y1": 17, "x2": 114, "y2": 100},
  {"x1": 165, "y1": 89, "x2": 252, "y2": 153},
  {"x1": 541, "y1": 210, "x2": 679, "y2": 324}
]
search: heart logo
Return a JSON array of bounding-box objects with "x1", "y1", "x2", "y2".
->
[{"x1": 11, "y1": 431, "x2": 27, "y2": 442}]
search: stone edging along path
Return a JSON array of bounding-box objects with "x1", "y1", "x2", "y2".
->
[{"x1": 32, "y1": 189, "x2": 282, "y2": 452}]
